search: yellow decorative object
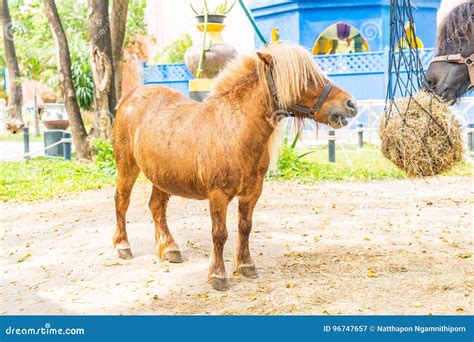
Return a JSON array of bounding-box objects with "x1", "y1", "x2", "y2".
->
[
  {"x1": 397, "y1": 21, "x2": 424, "y2": 50},
  {"x1": 189, "y1": 78, "x2": 213, "y2": 92},
  {"x1": 271, "y1": 28, "x2": 280, "y2": 42},
  {"x1": 197, "y1": 23, "x2": 225, "y2": 42}
]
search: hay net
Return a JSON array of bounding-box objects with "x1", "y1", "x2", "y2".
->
[
  {"x1": 385, "y1": 0, "x2": 432, "y2": 115},
  {"x1": 380, "y1": 0, "x2": 464, "y2": 177}
]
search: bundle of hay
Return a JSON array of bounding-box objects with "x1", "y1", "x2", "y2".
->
[{"x1": 379, "y1": 91, "x2": 463, "y2": 177}]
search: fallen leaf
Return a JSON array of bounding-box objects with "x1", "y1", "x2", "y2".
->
[
  {"x1": 193, "y1": 293, "x2": 209, "y2": 299},
  {"x1": 17, "y1": 253, "x2": 31, "y2": 263},
  {"x1": 367, "y1": 267, "x2": 378, "y2": 278},
  {"x1": 284, "y1": 252, "x2": 302, "y2": 258},
  {"x1": 456, "y1": 252, "x2": 472, "y2": 259}
]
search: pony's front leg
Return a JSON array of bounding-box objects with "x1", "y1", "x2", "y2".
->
[
  {"x1": 234, "y1": 180, "x2": 263, "y2": 279},
  {"x1": 208, "y1": 191, "x2": 231, "y2": 291},
  {"x1": 149, "y1": 186, "x2": 183, "y2": 263}
]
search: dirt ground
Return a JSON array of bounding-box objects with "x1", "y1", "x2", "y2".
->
[{"x1": 1, "y1": 177, "x2": 473, "y2": 315}]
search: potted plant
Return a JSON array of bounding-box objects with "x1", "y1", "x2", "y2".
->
[
  {"x1": 185, "y1": 0, "x2": 238, "y2": 101},
  {"x1": 191, "y1": 0, "x2": 236, "y2": 24}
]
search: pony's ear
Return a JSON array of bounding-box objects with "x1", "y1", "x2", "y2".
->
[{"x1": 257, "y1": 52, "x2": 274, "y2": 67}]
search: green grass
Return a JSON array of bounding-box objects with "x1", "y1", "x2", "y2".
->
[
  {"x1": 1, "y1": 141, "x2": 472, "y2": 203},
  {"x1": 0, "y1": 139, "x2": 117, "y2": 202},
  {"x1": 0, "y1": 133, "x2": 43, "y2": 142},
  {"x1": 0, "y1": 157, "x2": 117, "y2": 202},
  {"x1": 270, "y1": 143, "x2": 474, "y2": 182}
]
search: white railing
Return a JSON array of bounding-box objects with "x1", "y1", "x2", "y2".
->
[{"x1": 297, "y1": 96, "x2": 474, "y2": 147}]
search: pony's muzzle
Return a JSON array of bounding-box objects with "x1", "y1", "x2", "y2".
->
[{"x1": 345, "y1": 99, "x2": 358, "y2": 118}]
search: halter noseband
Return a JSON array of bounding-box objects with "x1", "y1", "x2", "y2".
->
[
  {"x1": 265, "y1": 67, "x2": 333, "y2": 119},
  {"x1": 430, "y1": 53, "x2": 474, "y2": 90}
]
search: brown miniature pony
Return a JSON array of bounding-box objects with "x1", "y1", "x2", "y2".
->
[{"x1": 112, "y1": 43, "x2": 357, "y2": 291}]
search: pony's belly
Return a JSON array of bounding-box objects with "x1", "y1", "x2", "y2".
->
[
  {"x1": 139, "y1": 164, "x2": 208, "y2": 199},
  {"x1": 151, "y1": 178, "x2": 207, "y2": 200}
]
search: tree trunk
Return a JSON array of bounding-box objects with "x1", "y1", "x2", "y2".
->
[
  {"x1": 110, "y1": 0, "x2": 129, "y2": 101},
  {"x1": 44, "y1": 0, "x2": 91, "y2": 160},
  {"x1": 87, "y1": 0, "x2": 116, "y2": 139},
  {"x1": 0, "y1": 0, "x2": 24, "y2": 133}
]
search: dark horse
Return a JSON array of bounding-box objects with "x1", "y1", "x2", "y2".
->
[
  {"x1": 112, "y1": 43, "x2": 357, "y2": 290},
  {"x1": 425, "y1": 1, "x2": 474, "y2": 102}
]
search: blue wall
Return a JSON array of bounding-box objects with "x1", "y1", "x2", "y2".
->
[
  {"x1": 249, "y1": 0, "x2": 440, "y2": 51},
  {"x1": 141, "y1": 49, "x2": 436, "y2": 101}
]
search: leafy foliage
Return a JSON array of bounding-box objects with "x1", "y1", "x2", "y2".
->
[
  {"x1": 274, "y1": 144, "x2": 404, "y2": 181},
  {"x1": 159, "y1": 34, "x2": 193, "y2": 64},
  {"x1": 190, "y1": 0, "x2": 236, "y2": 15},
  {"x1": 92, "y1": 139, "x2": 116, "y2": 176},
  {"x1": 125, "y1": 0, "x2": 147, "y2": 45},
  {"x1": 272, "y1": 143, "x2": 472, "y2": 182},
  {"x1": 0, "y1": 157, "x2": 116, "y2": 202},
  {"x1": 70, "y1": 42, "x2": 94, "y2": 110},
  {"x1": 0, "y1": 0, "x2": 146, "y2": 105},
  {"x1": 0, "y1": 139, "x2": 471, "y2": 202}
]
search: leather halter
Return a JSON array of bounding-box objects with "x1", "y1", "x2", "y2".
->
[
  {"x1": 265, "y1": 67, "x2": 333, "y2": 119},
  {"x1": 430, "y1": 53, "x2": 474, "y2": 90}
]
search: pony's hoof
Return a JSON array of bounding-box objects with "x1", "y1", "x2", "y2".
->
[
  {"x1": 239, "y1": 265, "x2": 259, "y2": 279},
  {"x1": 209, "y1": 276, "x2": 229, "y2": 291},
  {"x1": 118, "y1": 248, "x2": 133, "y2": 260},
  {"x1": 164, "y1": 250, "x2": 183, "y2": 263}
]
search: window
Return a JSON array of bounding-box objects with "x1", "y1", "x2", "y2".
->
[{"x1": 312, "y1": 22, "x2": 370, "y2": 55}]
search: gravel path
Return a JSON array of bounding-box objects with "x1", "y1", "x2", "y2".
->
[{"x1": 1, "y1": 177, "x2": 472, "y2": 315}]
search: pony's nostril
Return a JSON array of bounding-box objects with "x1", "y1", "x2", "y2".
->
[
  {"x1": 424, "y1": 78, "x2": 434, "y2": 89},
  {"x1": 346, "y1": 99, "x2": 357, "y2": 112}
]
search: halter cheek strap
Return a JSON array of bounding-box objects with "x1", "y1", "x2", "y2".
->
[
  {"x1": 431, "y1": 53, "x2": 474, "y2": 90},
  {"x1": 265, "y1": 67, "x2": 333, "y2": 119}
]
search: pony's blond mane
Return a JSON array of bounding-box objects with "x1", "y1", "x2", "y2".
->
[
  {"x1": 212, "y1": 42, "x2": 327, "y2": 109},
  {"x1": 211, "y1": 43, "x2": 327, "y2": 171},
  {"x1": 257, "y1": 43, "x2": 326, "y2": 109}
]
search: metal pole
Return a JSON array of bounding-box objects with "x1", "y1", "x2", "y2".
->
[
  {"x1": 468, "y1": 123, "x2": 474, "y2": 152},
  {"x1": 368, "y1": 101, "x2": 373, "y2": 144},
  {"x1": 63, "y1": 132, "x2": 72, "y2": 160},
  {"x1": 238, "y1": 0, "x2": 267, "y2": 45},
  {"x1": 328, "y1": 130, "x2": 336, "y2": 163},
  {"x1": 33, "y1": 82, "x2": 40, "y2": 136},
  {"x1": 23, "y1": 127, "x2": 30, "y2": 160},
  {"x1": 358, "y1": 123, "x2": 364, "y2": 149}
]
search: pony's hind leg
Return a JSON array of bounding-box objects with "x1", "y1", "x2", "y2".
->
[
  {"x1": 208, "y1": 191, "x2": 231, "y2": 291},
  {"x1": 234, "y1": 179, "x2": 264, "y2": 279},
  {"x1": 149, "y1": 186, "x2": 183, "y2": 263},
  {"x1": 113, "y1": 166, "x2": 140, "y2": 259}
]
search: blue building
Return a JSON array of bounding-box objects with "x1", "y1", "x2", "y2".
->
[
  {"x1": 249, "y1": 0, "x2": 440, "y2": 53},
  {"x1": 143, "y1": 0, "x2": 446, "y2": 100}
]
